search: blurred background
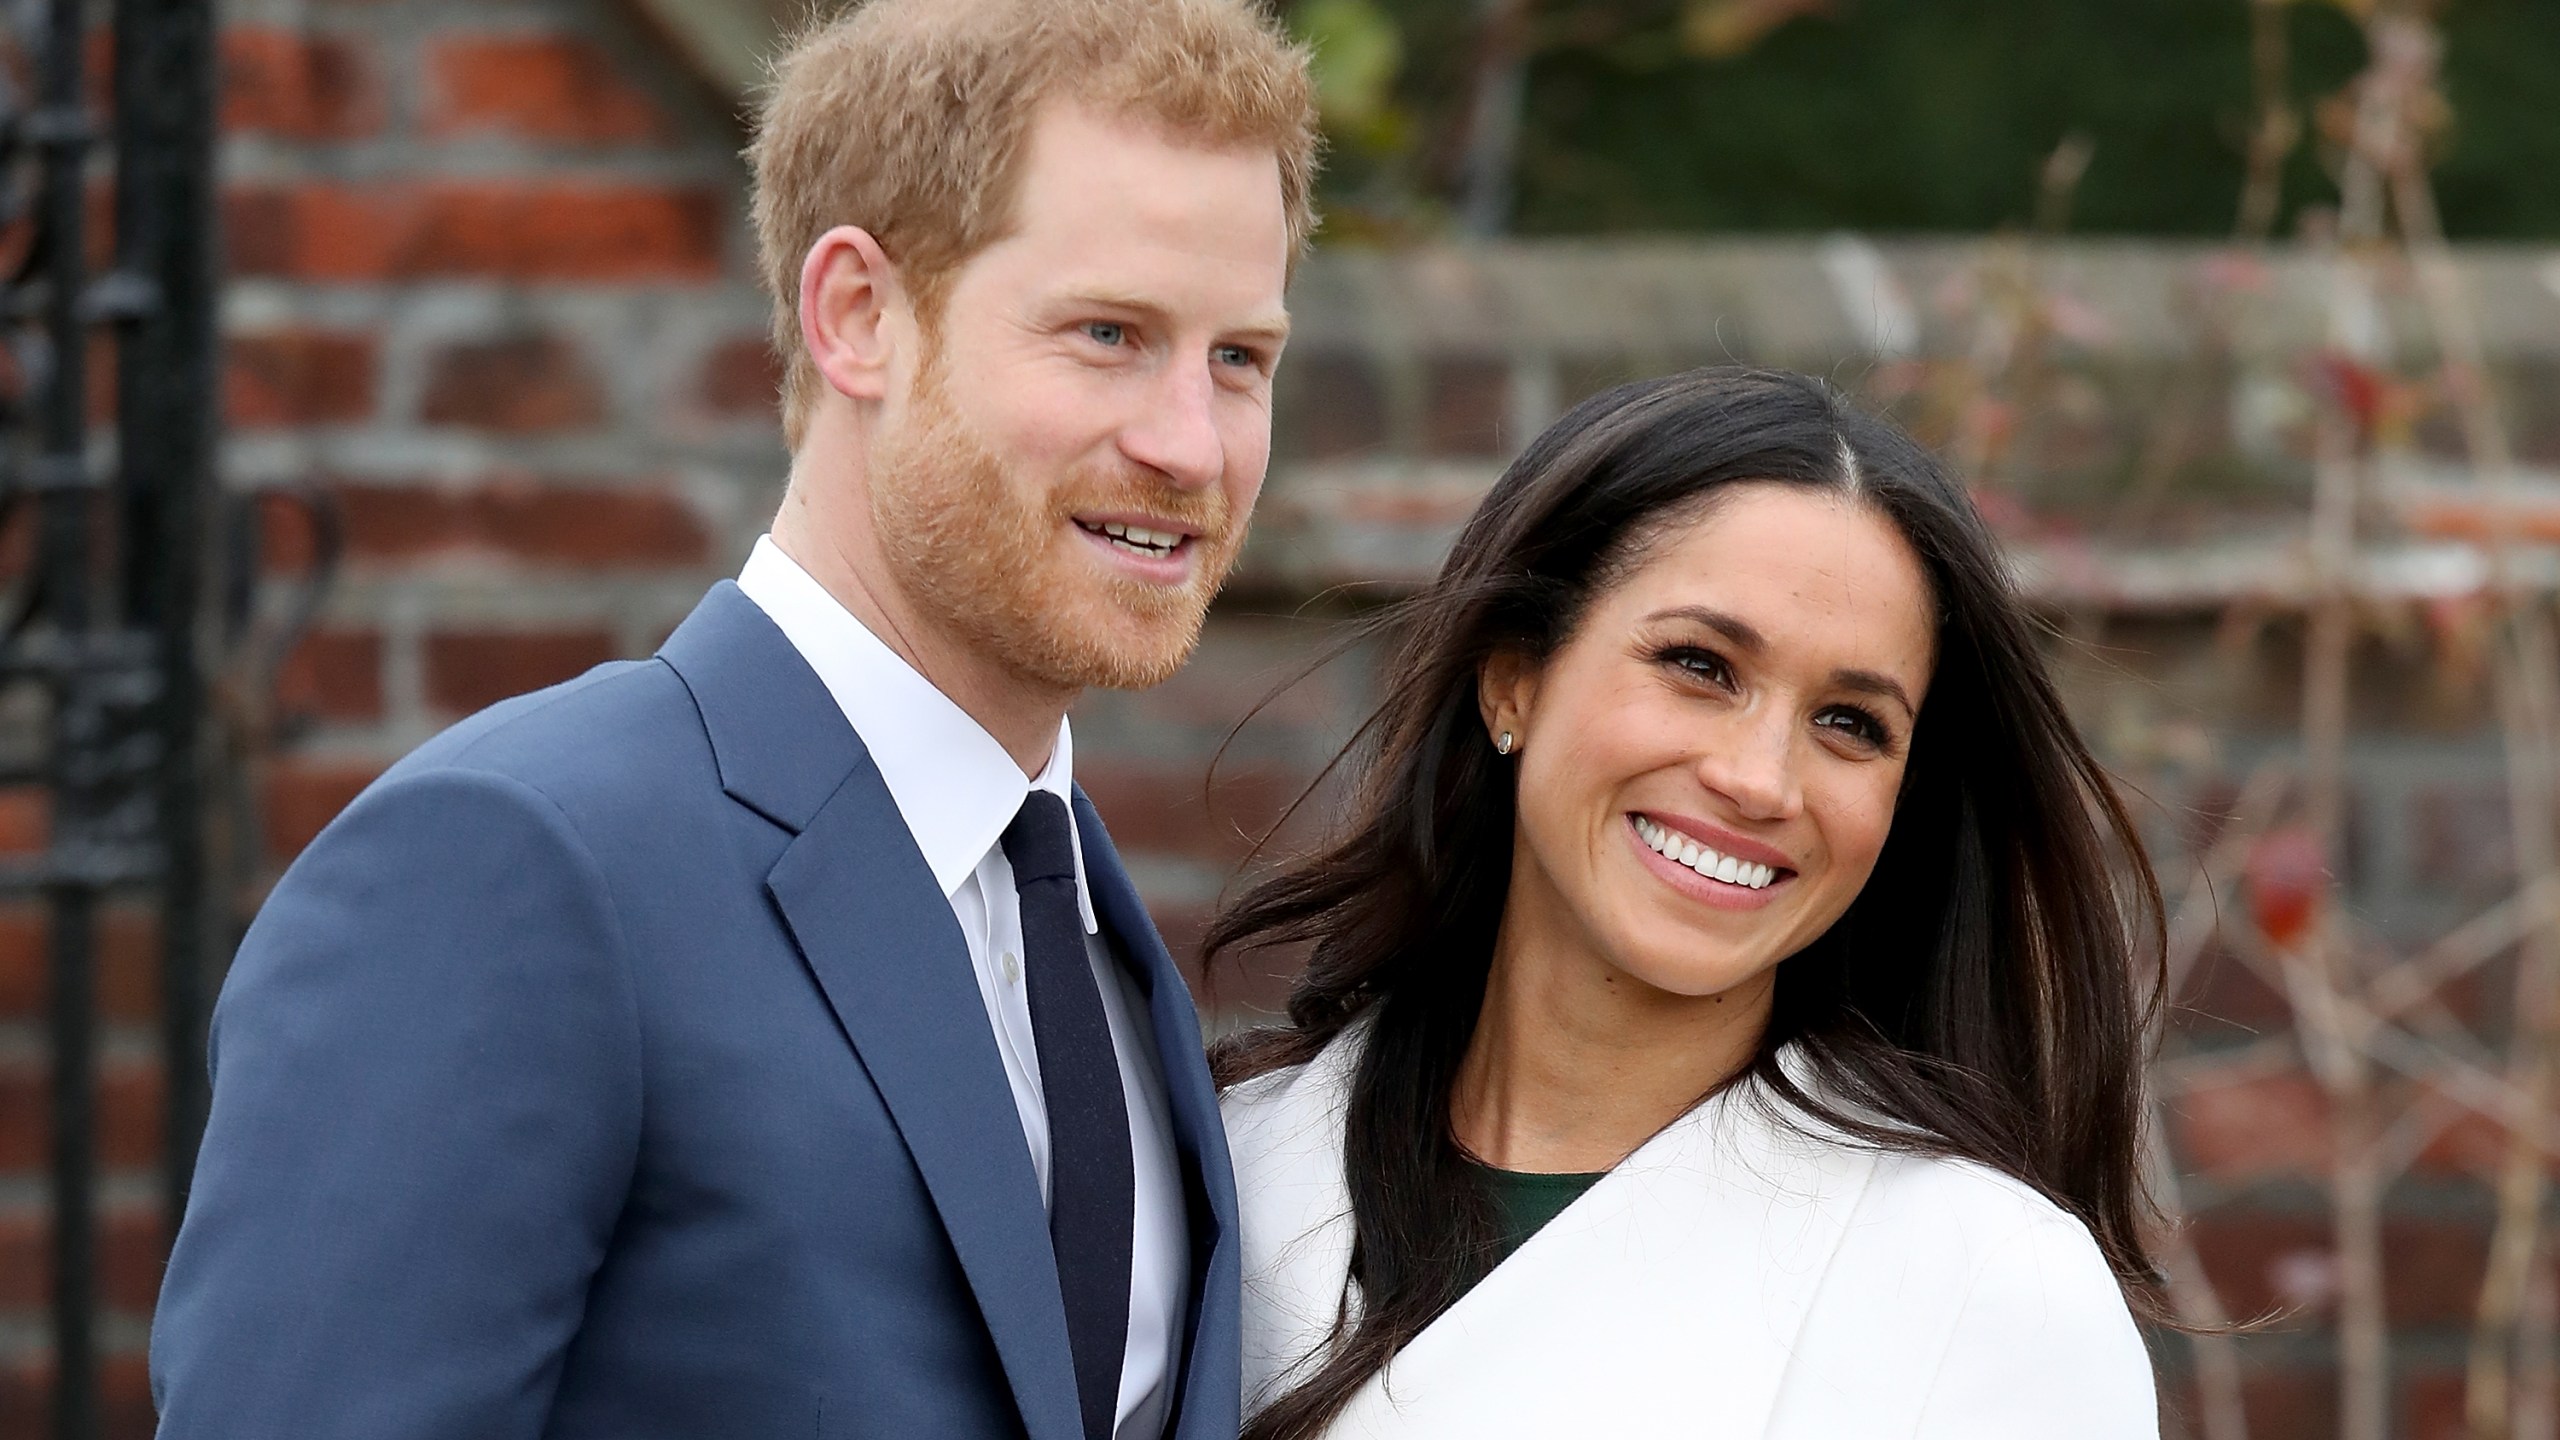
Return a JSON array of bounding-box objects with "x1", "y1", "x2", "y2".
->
[{"x1": 2, "y1": 0, "x2": 2556, "y2": 1435}]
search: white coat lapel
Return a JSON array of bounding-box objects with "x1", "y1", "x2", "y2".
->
[
  {"x1": 1234, "y1": 1035, "x2": 1878, "y2": 1438},
  {"x1": 1229, "y1": 1031, "x2": 1364, "y2": 1415}
]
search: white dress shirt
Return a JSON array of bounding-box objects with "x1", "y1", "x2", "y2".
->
[{"x1": 739, "y1": 537, "x2": 1189, "y2": 1440}]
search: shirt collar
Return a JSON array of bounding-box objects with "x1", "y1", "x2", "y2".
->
[{"x1": 736, "y1": 536, "x2": 1098, "y2": 934}]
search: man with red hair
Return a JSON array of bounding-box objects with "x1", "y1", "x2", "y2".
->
[{"x1": 152, "y1": 3, "x2": 1319, "y2": 1437}]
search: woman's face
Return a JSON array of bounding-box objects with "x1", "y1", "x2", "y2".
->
[{"x1": 1483, "y1": 482, "x2": 1937, "y2": 1007}]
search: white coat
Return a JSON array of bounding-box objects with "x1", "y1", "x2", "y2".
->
[{"x1": 1223, "y1": 1026, "x2": 2161, "y2": 1438}]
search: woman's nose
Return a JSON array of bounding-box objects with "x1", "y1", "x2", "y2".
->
[{"x1": 1696, "y1": 712, "x2": 1802, "y2": 822}]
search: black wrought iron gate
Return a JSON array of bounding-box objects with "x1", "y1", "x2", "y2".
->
[{"x1": 2, "y1": 0, "x2": 221, "y2": 1429}]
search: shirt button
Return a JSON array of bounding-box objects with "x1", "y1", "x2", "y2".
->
[{"x1": 1002, "y1": 952, "x2": 1021, "y2": 986}]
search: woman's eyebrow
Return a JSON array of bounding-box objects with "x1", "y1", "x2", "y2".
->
[
  {"x1": 1831, "y1": 668, "x2": 1917, "y2": 719},
  {"x1": 1646, "y1": 605, "x2": 1917, "y2": 718},
  {"x1": 1645, "y1": 605, "x2": 1765, "y2": 653}
]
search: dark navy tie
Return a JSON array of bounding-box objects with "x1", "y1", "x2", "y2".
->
[{"x1": 1002, "y1": 792, "x2": 1133, "y2": 1440}]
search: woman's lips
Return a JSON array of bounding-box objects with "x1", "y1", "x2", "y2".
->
[
  {"x1": 1627, "y1": 813, "x2": 1792, "y2": 911},
  {"x1": 1637, "y1": 811, "x2": 1794, "y2": 872}
]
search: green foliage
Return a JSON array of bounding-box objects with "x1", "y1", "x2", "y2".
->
[{"x1": 1286, "y1": 0, "x2": 2560, "y2": 239}]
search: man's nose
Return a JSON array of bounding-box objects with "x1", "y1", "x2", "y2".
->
[{"x1": 1118, "y1": 356, "x2": 1225, "y2": 491}]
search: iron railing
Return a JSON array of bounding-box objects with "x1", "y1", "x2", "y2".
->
[{"x1": 0, "y1": 0, "x2": 220, "y2": 1429}]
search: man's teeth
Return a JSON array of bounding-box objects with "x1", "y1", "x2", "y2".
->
[
  {"x1": 1632, "y1": 815, "x2": 1779, "y2": 890},
  {"x1": 1086, "y1": 521, "x2": 1181, "y2": 557}
]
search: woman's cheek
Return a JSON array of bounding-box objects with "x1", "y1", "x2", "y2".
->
[{"x1": 1827, "y1": 775, "x2": 1904, "y2": 870}]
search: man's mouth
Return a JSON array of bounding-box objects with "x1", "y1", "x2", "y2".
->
[{"x1": 1074, "y1": 518, "x2": 1191, "y2": 560}]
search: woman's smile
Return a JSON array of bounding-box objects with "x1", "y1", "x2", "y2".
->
[{"x1": 1628, "y1": 813, "x2": 1789, "y2": 908}]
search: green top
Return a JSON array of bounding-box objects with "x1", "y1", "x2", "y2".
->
[{"x1": 1468, "y1": 1160, "x2": 1607, "y2": 1267}]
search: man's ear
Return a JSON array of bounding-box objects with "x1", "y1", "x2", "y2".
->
[
  {"x1": 1478, "y1": 647, "x2": 1540, "y2": 751},
  {"x1": 799, "y1": 226, "x2": 905, "y2": 402}
]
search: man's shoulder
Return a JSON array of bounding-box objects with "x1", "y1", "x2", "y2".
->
[
  {"x1": 369, "y1": 655, "x2": 725, "y2": 837},
  {"x1": 406, "y1": 654, "x2": 693, "y2": 772}
]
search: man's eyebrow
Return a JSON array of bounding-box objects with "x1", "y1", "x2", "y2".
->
[
  {"x1": 1055, "y1": 290, "x2": 1291, "y2": 343},
  {"x1": 1644, "y1": 605, "x2": 1918, "y2": 718}
]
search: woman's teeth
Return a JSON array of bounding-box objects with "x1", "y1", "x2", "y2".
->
[
  {"x1": 1633, "y1": 815, "x2": 1779, "y2": 890},
  {"x1": 1080, "y1": 520, "x2": 1182, "y2": 558}
]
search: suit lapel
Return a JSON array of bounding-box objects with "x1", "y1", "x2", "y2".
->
[
  {"x1": 1074, "y1": 792, "x2": 1240, "y2": 1440},
  {"x1": 769, "y1": 776, "x2": 1084, "y2": 1440},
  {"x1": 661, "y1": 586, "x2": 1083, "y2": 1440}
]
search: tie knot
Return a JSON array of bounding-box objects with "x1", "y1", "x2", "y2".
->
[{"x1": 1001, "y1": 791, "x2": 1079, "y2": 888}]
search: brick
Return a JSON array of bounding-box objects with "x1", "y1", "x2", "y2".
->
[
  {"x1": 0, "y1": 1207, "x2": 166, "y2": 1314},
  {"x1": 2381, "y1": 1216, "x2": 2492, "y2": 1327},
  {"x1": 98, "y1": 907, "x2": 159, "y2": 1023},
  {"x1": 470, "y1": 480, "x2": 709, "y2": 567},
  {"x1": 1273, "y1": 350, "x2": 1387, "y2": 461},
  {"x1": 0, "y1": 1208, "x2": 31, "y2": 1310},
  {"x1": 421, "y1": 335, "x2": 604, "y2": 433},
  {"x1": 424, "y1": 629, "x2": 616, "y2": 715},
  {"x1": 2404, "y1": 1368, "x2": 2463, "y2": 1440},
  {"x1": 0, "y1": 906, "x2": 31, "y2": 1016},
  {"x1": 1424, "y1": 356, "x2": 1511, "y2": 458},
  {"x1": 221, "y1": 28, "x2": 382, "y2": 141},
  {"x1": 0, "y1": 1354, "x2": 156, "y2": 1440},
  {"x1": 225, "y1": 329, "x2": 376, "y2": 429},
  {"x1": 0, "y1": 500, "x2": 29, "y2": 583},
  {"x1": 2407, "y1": 1079, "x2": 2514, "y2": 1177},
  {"x1": 2187, "y1": 1207, "x2": 2494, "y2": 1328},
  {"x1": 100, "y1": 1206, "x2": 168, "y2": 1314},
  {"x1": 225, "y1": 182, "x2": 725, "y2": 282},
  {"x1": 252, "y1": 486, "x2": 348, "y2": 576},
  {"x1": 426, "y1": 35, "x2": 672, "y2": 145},
  {"x1": 2169, "y1": 940, "x2": 2294, "y2": 1035},
  {"x1": 1077, "y1": 760, "x2": 1300, "y2": 865},
  {"x1": 86, "y1": 333, "x2": 116, "y2": 427},
  {"x1": 262, "y1": 759, "x2": 382, "y2": 858},
  {"x1": 697, "y1": 335, "x2": 781, "y2": 418},
  {"x1": 0, "y1": 788, "x2": 47, "y2": 854},
  {"x1": 2233, "y1": 1366, "x2": 2338, "y2": 1440},
  {"x1": 1165, "y1": 903, "x2": 1300, "y2": 1020},
  {"x1": 0, "y1": 905, "x2": 160, "y2": 1022},
  {"x1": 322, "y1": 486, "x2": 468, "y2": 564},
  {"x1": 0, "y1": 1358, "x2": 31, "y2": 1440},
  {"x1": 0, "y1": 1055, "x2": 164, "y2": 1170},
  {"x1": 2171, "y1": 1066, "x2": 2331, "y2": 1180},
  {"x1": 2187, "y1": 1208, "x2": 2332, "y2": 1323},
  {"x1": 277, "y1": 628, "x2": 385, "y2": 723},
  {"x1": 320, "y1": 480, "x2": 708, "y2": 570}
]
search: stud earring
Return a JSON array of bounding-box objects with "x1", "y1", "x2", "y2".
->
[{"x1": 1496, "y1": 730, "x2": 1515, "y2": 756}]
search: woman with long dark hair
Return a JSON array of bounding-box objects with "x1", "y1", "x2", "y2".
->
[{"x1": 1211, "y1": 367, "x2": 2165, "y2": 1438}]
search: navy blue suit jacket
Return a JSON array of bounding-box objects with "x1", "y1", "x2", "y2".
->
[{"x1": 151, "y1": 583, "x2": 1243, "y2": 1440}]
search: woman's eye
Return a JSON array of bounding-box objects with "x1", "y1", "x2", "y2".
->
[
  {"x1": 1662, "y1": 647, "x2": 1732, "y2": 687},
  {"x1": 1815, "y1": 708, "x2": 1888, "y2": 748},
  {"x1": 1082, "y1": 321, "x2": 1127, "y2": 347}
]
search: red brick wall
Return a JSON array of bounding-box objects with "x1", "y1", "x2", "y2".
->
[
  {"x1": 6, "y1": 4, "x2": 2548, "y2": 1432},
  {"x1": 1, "y1": 3, "x2": 787, "y2": 1428}
]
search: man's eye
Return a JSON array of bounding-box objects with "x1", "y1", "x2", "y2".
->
[
  {"x1": 1083, "y1": 322, "x2": 1127, "y2": 346},
  {"x1": 1214, "y1": 344, "x2": 1257, "y2": 369}
]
